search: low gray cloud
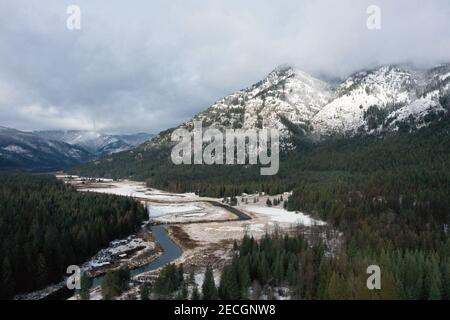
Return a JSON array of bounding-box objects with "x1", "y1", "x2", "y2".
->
[{"x1": 0, "y1": 0, "x2": 449, "y2": 133}]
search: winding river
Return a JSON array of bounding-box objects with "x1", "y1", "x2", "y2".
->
[
  {"x1": 44, "y1": 224, "x2": 182, "y2": 300},
  {"x1": 42, "y1": 197, "x2": 250, "y2": 299},
  {"x1": 92, "y1": 224, "x2": 182, "y2": 287},
  {"x1": 91, "y1": 224, "x2": 182, "y2": 287}
]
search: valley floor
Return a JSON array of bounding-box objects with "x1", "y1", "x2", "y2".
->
[{"x1": 54, "y1": 175, "x2": 331, "y2": 300}]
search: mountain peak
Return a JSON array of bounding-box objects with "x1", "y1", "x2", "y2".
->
[
  {"x1": 265, "y1": 65, "x2": 321, "y2": 83},
  {"x1": 151, "y1": 63, "x2": 449, "y2": 148},
  {"x1": 270, "y1": 64, "x2": 296, "y2": 76}
]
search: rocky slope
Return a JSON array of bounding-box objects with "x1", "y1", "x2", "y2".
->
[{"x1": 147, "y1": 63, "x2": 450, "y2": 150}]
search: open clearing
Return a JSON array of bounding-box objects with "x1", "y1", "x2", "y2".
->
[
  {"x1": 55, "y1": 175, "x2": 328, "y2": 299},
  {"x1": 58, "y1": 175, "x2": 326, "y2": 260}
]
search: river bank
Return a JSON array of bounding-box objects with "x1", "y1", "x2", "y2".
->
[{"x1": 40, "y1": 224, "x2": 180, "y2": 300}]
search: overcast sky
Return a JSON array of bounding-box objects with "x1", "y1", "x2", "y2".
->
[{"x1": 0, "y1": 0, "x2": 449, "y2": 134}]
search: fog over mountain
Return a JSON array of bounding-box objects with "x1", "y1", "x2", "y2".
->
[{"x1": 0, "y1": 0, "x2": 449, "y2": 134}]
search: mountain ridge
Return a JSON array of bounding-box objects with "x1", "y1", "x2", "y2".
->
[
  {"x1": 0, "y1": 127, "x2": 154, "y2": 170},
  {"x1": 0, "y1": 127, "x2": 93, "y2": 170},
  {"x1": 145, "y1": 63, "x2": 449, "y2": 150},
  {"x1": 34, "y1": 130, "x2": 154, "y2": 156},
  {"x1": 67, "y1": 63, "x2": 450, "y2": 182}
]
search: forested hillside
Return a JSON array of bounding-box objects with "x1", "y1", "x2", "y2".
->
[
  {"x1": 70, "y1": 114, "x2": 450, "y2": 205},
  {"x1": 218, "y1": 116, "x2": 449, "y2": 299},
  {"x1": 218, "y1": 232, "x2": 450, "y2": 300},
  {"x1": 0, "y1": 173, "x2": 147, "y2": 299},
  {"x1": 70, "y1": 115, "x2": 450, "y2": 299},
  {"x1": 70, "y1": 116, "x2": 450, "y2": 249}
]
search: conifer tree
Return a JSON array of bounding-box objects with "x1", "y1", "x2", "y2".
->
[
  {"x1": 140, "y1": 283, "x2": 150, "y2": 300},
  {"x1": 79, "y1": 274, "x2": 92, "y2": 300},
  {"x1": 191, "y1": 283, "x2": 200, "y2": 300},
  {"x1": 0, "y1": 257, "x2": 15, "y2": 299},
  {"x1": 202, "y1": 266, "x2": 218, "y2": 300}
]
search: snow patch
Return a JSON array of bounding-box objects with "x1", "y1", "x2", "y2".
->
[
  {"x1": 242, "y1": 205, "x2": 325, "y2": 226},
  {"x1": 2, "y1": 144, "x2": 29, "y2": 154}
]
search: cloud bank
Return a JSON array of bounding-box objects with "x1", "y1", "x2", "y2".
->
[{"x1": 0, "y1": 0, "x2": 449, "y2": 133}]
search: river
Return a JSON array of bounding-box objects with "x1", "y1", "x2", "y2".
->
[
  {"x1": 44, "y1": 224, "x2": 182, "y2": 300},
  {"x1": 41, "y1": 185, "x2": 251, "y2": 300},
  {"x1": 91, "y1": 224, "x2": 182, "y2": 287}
]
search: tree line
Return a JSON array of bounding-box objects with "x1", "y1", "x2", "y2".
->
[{"x1": 0, "y1": 173, "x2": 147, "y2": 299}]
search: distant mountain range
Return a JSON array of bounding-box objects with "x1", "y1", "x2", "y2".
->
[
  {"x1": 34, "y1": 130, "x2": 154, "y2": 156},
  {"x1": 70, "y1": 63, "x2": 450, "y2": 180},
  {"x1": 0, "y1": 126, "x2": 92, "y2": 171},
  {"x1": 0, "y1": 128, "x2": 153, "y2": 171},
  {"x1": 2, "y1": 63, "x2": 449, "y2": 172}
]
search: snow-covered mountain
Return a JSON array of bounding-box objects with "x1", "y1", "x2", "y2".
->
[
  {"x1": 311, "y1": 66, "x2": 416, "y2": 136},
  {"x1": 148, "y1": 63, "x2": 450, "y2": 148},
  {"x1": 196, "y1": 65, "x2": 333, "y2": 131},
  {"x1": 0, "y1": 126, "x2": 93, "y2": 170},
  {"x1": 383, "y1": 64, "x2": 450, "y2": 132},
  {"x1": 312, "y1": 65, "x2": 450, "y2": 137},
  {"x1": 35, "y1": 130, "x2": 153, "y2": 156},
  {"x1": 5, "y1": 63, "x2": 447, "y2": 171},
  {"x1": 149, "y1": 65, "x2": 333, "y2": 147}
]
